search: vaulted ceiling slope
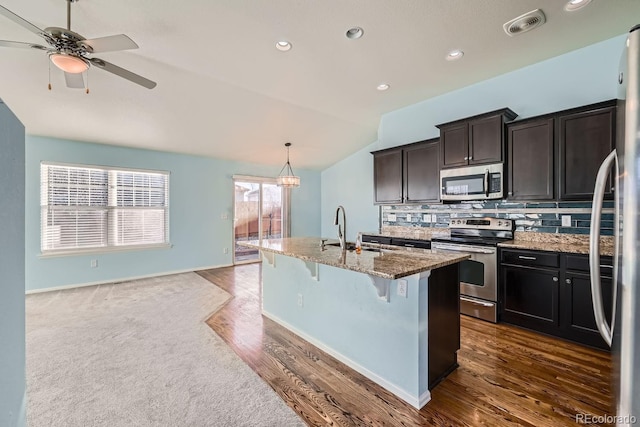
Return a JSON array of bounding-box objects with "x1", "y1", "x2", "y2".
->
[{"x1": 0, "y1": 0, "x2": 638, "y2": 170}]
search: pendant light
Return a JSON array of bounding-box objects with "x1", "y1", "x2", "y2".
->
[{"x1": 277, "y1": 143, "x2": 300, "y2": 188}]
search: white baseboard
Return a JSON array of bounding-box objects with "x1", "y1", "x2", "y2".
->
[
  {"x1": 262, "y1": 310, "x2": 431, "y2": 409},
  {"x1": 25, "y1": 264, "x2": 233, "y2": 294}
]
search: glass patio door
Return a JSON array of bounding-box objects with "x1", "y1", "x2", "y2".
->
[{"x1": 233, "y1": 177, "x2": 285, "y2": 264}]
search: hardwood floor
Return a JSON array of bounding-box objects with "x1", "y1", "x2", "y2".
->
[{"x1": 198, "y1": 264, "x2": 614, "y2": 426}]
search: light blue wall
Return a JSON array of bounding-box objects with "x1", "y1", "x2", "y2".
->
[
  {"x1": 320, "y1": 141, "x2": 381, "y2": 242},
  {"x1": 0, "y1": 101, "x2": 26, "y2": 427},
  {"x1": 25, "y1": 136, "x2": 321, "y2": 291},
  {"x1": 262, "y1": 254, "x2": 430, "y2": 405},
  {"x1": 321, "y1": 34, "x2": 628, "y2": 236}
]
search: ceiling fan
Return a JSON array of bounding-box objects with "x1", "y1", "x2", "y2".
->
[{"x1": 0, "y1": 0, "x2": 156, "y2": 90}]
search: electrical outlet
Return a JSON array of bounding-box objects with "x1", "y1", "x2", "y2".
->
[
  {"x1": 388, "y1": 213, "x2": 397, "y2": 222},
  {"x1": 423, "y1": 214, "x2": 431, "y2": 223},
  {"x1": 90, "y1": 259, "x2": 98, "y2": 268},
  {"x1": 297, "y1": 293, "x2": 304, "y2": 307},
  {"x1": 223, "y1": 247, "x2": 229, "y2": 254},
  {"x1": 406, "y1": 214, "x2": 412, "y2": 222},
  {"x1": 397, "y1": 279, "x2": 408, "y2": 298},
  {"x1": 562, "y1": 215, "x2": 572, "y2": 227}
]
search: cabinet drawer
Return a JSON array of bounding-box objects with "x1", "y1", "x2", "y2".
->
[
  {"x1": 565, "y1": 254, "x2": 613, "y2": 277},
  {"x1": 501, "y1": 249, "x2": 559, "y2": 268},
  {"x1": 361, "y1": 235, "x2": 392, "y2": 245},
  {"x1": 390, "y1": 238, "x2": 431, "y2": 249}
]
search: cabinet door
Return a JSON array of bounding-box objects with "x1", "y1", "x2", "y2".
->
[
  {"x1": 561, "y1": 272, "x2": 613, "y2": 350},
  {"x1": 507, "y1": 118, "x2": 554, "y2": 200},
  {"x1": 373, "y1": 148, "x2": 403, "y2": 204},
  {"x1": 404, "y1": 140, "x2": 440, "y2": 203},
  {"x1": 501, "y1": 265, "x2": 559, "y2": 333},
  {"x1": 558, "y1": 105, "x2": 615, "y2": 200},
  {"x1": 440, "y1": 123, "x2": 468, "y2": 168},
  {"x1": 468, "y1": 114, "x2": 503, "y2": 165}
]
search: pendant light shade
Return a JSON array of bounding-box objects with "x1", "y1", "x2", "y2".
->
[{"x1": 277, "y1": 143, "x2": 300, "y2": 188}]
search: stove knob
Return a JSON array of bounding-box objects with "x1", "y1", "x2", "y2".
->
[{"x1": 497, "y1": 221, "x2": 502, "y2": 226}]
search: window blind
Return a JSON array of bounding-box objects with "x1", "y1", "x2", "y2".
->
[{"x1": 41, "y1": 163, "x2": 169, "y2": 254}]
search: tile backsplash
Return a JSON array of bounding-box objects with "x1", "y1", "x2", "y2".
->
[{"x1": 381, "y1": 200, "x2": 615, "y2": 236}]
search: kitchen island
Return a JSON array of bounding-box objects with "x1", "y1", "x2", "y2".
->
[{"x1": 239, "y1": 237, "x2": 469, "y2": 409}]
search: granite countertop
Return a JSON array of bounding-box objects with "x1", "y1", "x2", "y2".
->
[
  {"x1": 238, "y1": 237, "x2": 469, "y2": 280},
  {"x1": 498, "y1": 232, "x2": 614, "y2": 256},
  {"x1": 363, "y1": 227, "x2": 614, "y2": 257}
]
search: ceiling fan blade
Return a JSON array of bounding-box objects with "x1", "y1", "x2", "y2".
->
[
  {"x1": 89, "y1": 57, "x2": 156, "y2": 89},
  {"x1": 0, "y1": 40, "x2": 48, "y2": 50},
  {"x1": 0, "y1": 5, "x2": 46, "y2": 37},
  {"x1": 81, "y1": 34, "x2": 139, "y2": 53},
  {"x1": 64, "y1": 72, "x2": 85, "y2": 89}
]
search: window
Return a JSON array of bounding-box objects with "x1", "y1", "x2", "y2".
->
[{"x1": 41, "y1": 163, "x2": 169, "y2": 254}]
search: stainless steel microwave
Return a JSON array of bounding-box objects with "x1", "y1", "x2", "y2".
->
[{"x1": 440, "y1": 163, "x2": 503, "y2": 201}]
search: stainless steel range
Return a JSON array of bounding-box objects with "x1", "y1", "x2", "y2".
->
[{"x1": 431, "y1": 217, "x2": 514, "y2": 323}]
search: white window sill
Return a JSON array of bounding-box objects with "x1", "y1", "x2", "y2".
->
[{"x1": 39, "y1": 243, "x2": 172, "y2": 258}]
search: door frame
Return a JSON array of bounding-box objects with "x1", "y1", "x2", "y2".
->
[{"x1": 232, "y1": 175, "x2": 290, "y2": 265}]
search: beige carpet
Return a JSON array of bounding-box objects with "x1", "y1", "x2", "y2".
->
[{"x1": 26, "y1": 272, "x2": 305, "y2": 427}]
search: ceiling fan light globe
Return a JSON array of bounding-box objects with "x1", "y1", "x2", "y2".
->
[{"x1": 50, "y1": 53, "x2": 89, "y2": 73}]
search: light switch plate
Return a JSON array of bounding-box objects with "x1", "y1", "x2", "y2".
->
[
  {"x1": 388, "y1": 213, "x2": 397, "y2": 222},
  {"x1": 406, "y1": 214, "x2": 412, "y2": 222},
  {"x1": 562, "y1": 215, "x2": 572, "y2": 227},
  {"x1": 423, "y1": 214, "x2": 432, "y2": 223}
]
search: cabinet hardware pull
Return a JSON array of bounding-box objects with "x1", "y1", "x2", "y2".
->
[
  {"x1": 463, "y1": 156, "x2": 468, "y2": 160},
  {"x1": 565, "y1": 279, "x2": 572, "y2": 284},
  {"x1": 468, "y1": 156, "x2": 473, "y2": 160},
  {"x1": 370, "y1": 240, "x2": 379, "y2": 243},
  {"x1": 600, "y1": 264, "x2": 613, "y2": 269},
  {"x1": 518, "y1": 255, "x2": 537, "y2": 260},
  {"x1": 553, "y1": 277, "x2": 558, "y2": 282},
  {"x1": 404, "y1": 244, "x2": 415, "y2": 247}
]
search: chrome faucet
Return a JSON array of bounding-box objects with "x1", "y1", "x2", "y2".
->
[{"x1": 334, "y1": 205, "x2": 347, "y2": 251}]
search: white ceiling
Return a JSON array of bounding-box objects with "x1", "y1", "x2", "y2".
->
[{"x1": 0, "y1": 0, "x2": 638, "y2": 170}]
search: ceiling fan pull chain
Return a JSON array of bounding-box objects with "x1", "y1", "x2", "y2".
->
[
  {"x1": 48, "y1": 58, "x2": 52, "y2": 91},
  {"x1": 85, "y1": 69, "x2": 89, "y2": 94}
]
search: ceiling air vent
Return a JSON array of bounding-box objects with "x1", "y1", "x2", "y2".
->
[{"x1": 503, "y1": 9, "x2": 546, "y2": 37}]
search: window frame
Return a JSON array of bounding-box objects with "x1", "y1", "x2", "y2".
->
[{"x1": 40, "y1": 161, "x2": 170, "y2": 257}]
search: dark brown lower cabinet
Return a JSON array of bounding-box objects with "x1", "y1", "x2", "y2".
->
[
  {"x1": 501, "y1": 265, "x2": 559, "y2": 335},
  {"x1": 500, "y1": 249, "x2": 612, "y2": 350}
]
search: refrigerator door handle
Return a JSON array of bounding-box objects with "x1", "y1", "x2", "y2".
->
[{"x1": 589, "y1": 149, "x2": 618, "y2": 347}]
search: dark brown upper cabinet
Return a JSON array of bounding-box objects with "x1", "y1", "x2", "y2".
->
[
  {"x1": 404, "y1": 139, "x2": 440, "y2": 204},
  {"x1": 507, "y1": 117, "x2": 555, "y2": 200},
  {"x1": 372, "y1": 138, "x2": 440, "y2": 205},
  {"x1": 437, "y1": 108, "x2": 517, "y2": 169},
  {"x1": 558, "y1": 101, "x2": 616, "y2": 200},
  {"x1": 372, "y1": 147, "x2": 403, "y2": 204}
]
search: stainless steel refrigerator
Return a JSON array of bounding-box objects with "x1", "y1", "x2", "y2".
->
[{"x1": 590, "y1": 24, "x2": 640, "y2": 426}]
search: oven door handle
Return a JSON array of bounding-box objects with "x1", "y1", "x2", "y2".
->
[
  {"x1": 461, "y1": 296, "x2": 494, "y2": 307},
  {"x1": 432, "y1": 243, "x2": 495, "y2": 254}
]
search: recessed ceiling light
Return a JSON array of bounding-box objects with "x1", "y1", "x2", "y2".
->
[
  {"x1": 564, "y1": 0, "x2": 592, "y2": 11},
  {"x1": 377, "y1": 83, "x2": 390, "y2": 91},
  {"x1": 446, "y1": 49, "x2": 464, "y2": 61},
  {"x1": 346, "y1": 27, "x2": 364, "y2": 39},
  {"x1": 275, "y1": 40, "x2": 292, "y2": 51}
]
